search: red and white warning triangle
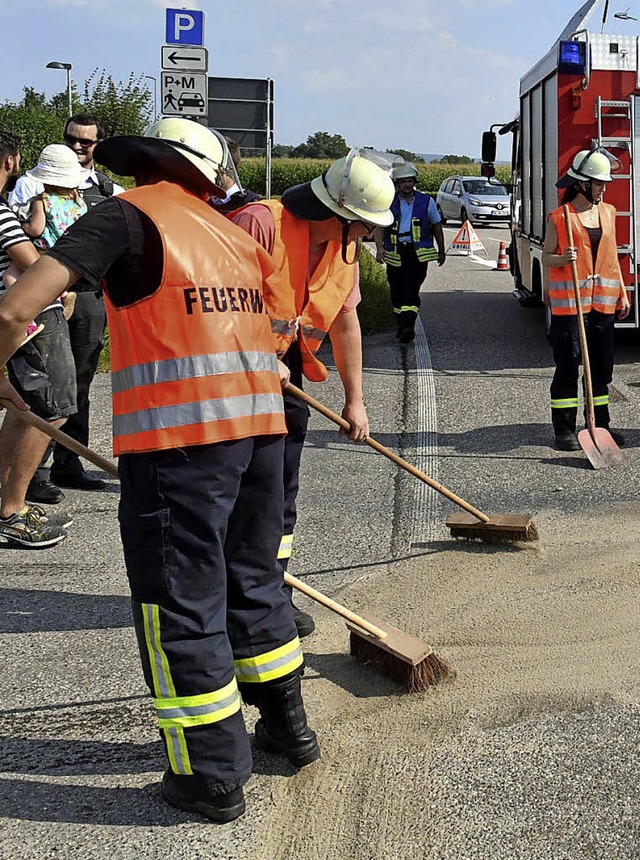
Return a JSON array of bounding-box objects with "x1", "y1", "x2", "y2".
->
[{"x1": 448, "y1": 220, "x2": 487, "y2": 256}]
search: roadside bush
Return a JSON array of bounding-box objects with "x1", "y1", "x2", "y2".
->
[
  {"x1": 239, "y1": 158, "x2": 512, "y2": 197},
  {"x1": 358, "y1": 245, "x2": 393, "y2": 334}
]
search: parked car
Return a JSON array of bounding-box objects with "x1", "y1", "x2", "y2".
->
[{"x1": 436, "y1": 176, "x2": 510, "y2": 225}]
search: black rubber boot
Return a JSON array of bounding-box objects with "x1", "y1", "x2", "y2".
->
[
  {"x1": 243, "y1": 673, "x2": 320, "y2": 768},
  {"x1": 555, "y1": 432, "x2": 580, "y2": 451},
  {"x1": 161, "y1": 771, "x2": 245, "y2": 823},
  {"x1": 283, "y1": 583, "x2": 315, "y2": 638}
]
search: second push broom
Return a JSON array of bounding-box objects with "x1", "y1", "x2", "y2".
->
[
  {"x1": 284, "y1": 383, "x2": 538, "y2": 543},
  {"x1": 1, "y1": 400, "x2": 452, "y2": 693}
]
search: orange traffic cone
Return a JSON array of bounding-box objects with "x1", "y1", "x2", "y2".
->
[{"x1": 496, "y1": 241, "x2": 509, "y2": 271}]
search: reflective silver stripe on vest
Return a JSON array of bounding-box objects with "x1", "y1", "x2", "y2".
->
[
  {"x1": 551, "y1": 295, "x2": 592, "y2": 309},
  {"x1": 271, "y1": 319, "x2": 299, "y2": 337},
  {"x1": 112, "y1": 351, "x2": 277, "y2": 395},
  {"x1": 593, "y1": 294, "x2": 618, "y2": 308},
  {"x1": 301, "y1": 324, "x2": 327, "y2": 342},
  {"x1": 114, "y1": 392, "x2": 283, "y2": 438}
]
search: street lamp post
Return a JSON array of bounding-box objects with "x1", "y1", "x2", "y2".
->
[
  {"x1": 46, "y1": 61, "x2": 72, "y2": 118},
  {"x1": 144, "y1": 74, "x2": 158, "y2": 120}
]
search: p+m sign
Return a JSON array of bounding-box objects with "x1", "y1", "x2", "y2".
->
[{"x1": 162, "y1": 8, "x2": 207, "y2": 117}]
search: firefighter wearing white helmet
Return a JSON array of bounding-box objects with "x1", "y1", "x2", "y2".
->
[
  {"x1": 543, "y1": 147, "x2": 630, "y2": 451},
  {"x1": 0, "y1": 114, "x2": 321, "y2": 822},
  {"x1": 374, "y1": 158, "x2": 446, "y2": 344},
  {"x1": 231, "y1": 147, "x2": 395, "y2": 638}
]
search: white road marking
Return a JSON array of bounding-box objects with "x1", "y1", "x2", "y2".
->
[{"x1": 410, "y1": 315, "x2": 442, "y2": 545}]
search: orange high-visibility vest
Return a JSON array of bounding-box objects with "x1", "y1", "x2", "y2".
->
[
  {"x1": 244, "y1": 200, "x2": 357, "y2": 382},
  {"x1": 105, "y1": 182, "x2": 286, "y2": 455},
  {"x1": 548, "y1": 203, "x2": 624, "y2": 316}
]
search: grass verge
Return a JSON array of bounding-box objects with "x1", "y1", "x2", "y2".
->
[{"x1": 357, "y1": 244, "x2": 394, "y2": 335}]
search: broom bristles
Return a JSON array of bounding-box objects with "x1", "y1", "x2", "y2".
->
[
  {"x1": 349, "y1": 631, "x2": 453, "y2": 693},
  {"x1": 448, "y1": 522, "x2": 538, "y2": 543}
]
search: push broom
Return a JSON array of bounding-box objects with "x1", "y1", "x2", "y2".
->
[
  {"x1": 1, "y1": 400, "x2": 452, "y2": 693},
  {"x1": 284, "y1": 383, "x2": 538, "y2": 543}
]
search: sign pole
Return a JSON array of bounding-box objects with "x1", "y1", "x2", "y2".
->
[{"x1": 265, "y1": 79, "x2": 273, "y2": 198}]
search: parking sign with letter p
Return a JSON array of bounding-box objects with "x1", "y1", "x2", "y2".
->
[{"x1": 165, "y1": 8, "x2": 205, "y2": 46}]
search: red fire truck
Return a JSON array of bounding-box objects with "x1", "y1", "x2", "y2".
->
[{"x1": 481, "y1": 0, "x2": 640, "y2": 330}]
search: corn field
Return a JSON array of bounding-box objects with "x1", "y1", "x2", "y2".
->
[{"x1": 239, "y1": 158, "x2": 512, "y2": 197}]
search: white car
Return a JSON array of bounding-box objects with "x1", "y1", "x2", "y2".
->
[{"x1": 436, "y1": 175, "x2": 510, "y2": 225}]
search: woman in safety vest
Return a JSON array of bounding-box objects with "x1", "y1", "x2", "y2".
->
[
  {"x1": 0, "y1": 118, "x2": 320, "y2": 824},
  {"x1": 543, "y1": 148, "x2": 630, "y2": 452},
  {"x1": 231, "y1": 149, "x2": 395, "y2": 638}
]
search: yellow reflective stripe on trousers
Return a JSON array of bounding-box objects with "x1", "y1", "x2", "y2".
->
[
  {"x1": 142, "y1": 603, "x2": 192, "y2": 775},
  {"x1": 592, "y1": 395, "x2": 609, "y2": 406},
  {"x1": 400, "y1": 305, "x2": 419, "y2": 314},
  {"x1": 234, "y1": 637, "x2": 304, "y2": 683},
  {"x1": 278, "y1": 533, "x2": 294, "y2": 560},
  {"x1": 551, "y1": 398, "x2": 579, "y2": 409},
  {"x1": 154, "y1": 678, "x2": 241, "y2": 729}
]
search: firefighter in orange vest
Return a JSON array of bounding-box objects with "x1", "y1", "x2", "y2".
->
[
  {"x1": 0, "y1": 118, "x2": 320, "y2": 823},
  {"x1": 543, "y1": 148, "x2": 630, "y2": 452},
  {"x1": 232, "y1": 150, "x2": 395, "y2": 636}
]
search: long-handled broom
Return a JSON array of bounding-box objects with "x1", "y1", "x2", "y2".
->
[
  {"x1": 284, "y1": 383, "x2": 538, "y2": 543},
  {"x1": 1, "y1": 400, "x2": 452, "y2": 693}
]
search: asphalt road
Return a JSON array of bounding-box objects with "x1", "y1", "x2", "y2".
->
[{"x1": 1, "y1": 225, "x2": 639, "y2": 858}]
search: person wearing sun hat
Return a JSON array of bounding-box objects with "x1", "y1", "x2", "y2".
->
[
  {"x1": 0, "y1": 116, "x2": 320, "y2": 822},
  {"x1": 10, "y1": 116, "x2": 125, "y2": 502},
  {"x1": 543, "y1": 147, "x2": 631, "y2": 452},
  {"x1": 18, "y1": 144, "x2": 87, "y2": 250},
  {"x1": 231, "y1": 148, "x2": 395, "y2": 638},
  {"x1": 0, "y1": 134, "x2": 76, "y2": 551}
]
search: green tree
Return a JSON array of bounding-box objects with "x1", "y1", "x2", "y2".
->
[
  {"x1": 436, "y1": 154, "x2": 474, "y2": 164},
  {"x1": 291, "y1": 131, "x2": 349, "y2": 159},
  {"x1": 82, "y1": 69, "x2": 152, "y2": 137},
  {"x1": 389, "y1": 148, "x2": 425, "y2": 163},
  {"x1": 0, "y1": 72, "x2": 153, "y2": 170},
  {"x1": 0, "y1": 87, "x2": 65, "y2": 168},
  {"x1": 272, "y1": 143, "x2": 295, "y2": 158}
]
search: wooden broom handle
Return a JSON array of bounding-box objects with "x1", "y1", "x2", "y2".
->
[
  {"x1": 2, "y1": 399, "x2": 387, "y2": 640},
  {"x1": 563, "y1": 204, "x2": 596, "y2": 432},
  {"x1": 1, "y1": 399, "x2": 119, "y2": 479},
  {"x1": 284, "y1": 382, "x2": 490, "y2": 524},
  {"x1": 284, "y1": 573, "x2": 387, "y2": 639}
]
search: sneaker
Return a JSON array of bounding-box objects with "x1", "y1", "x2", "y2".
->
[
  {"x1": 21, "y1": 322, "x2": 44, "y2": 347},
  {"x1": 161, "y1": 771, "x2": 245, "y2": 823},
  {"x1": 26, "y1": 478, "x2": 65, "y2": 505},
  {"x1": 26, "y1": 503, "x2": 73, "y2": 530},
  {"x1": 554, "y1": 432, "x2": 580, "y2": 451},
  {"x1": 0, "y1": 507, "x2": 67, "y2": 548}
]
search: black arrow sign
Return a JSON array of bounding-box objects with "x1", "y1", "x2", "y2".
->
[{"x1": 167, "y1": 51, "x2": 201, "y2": 65}]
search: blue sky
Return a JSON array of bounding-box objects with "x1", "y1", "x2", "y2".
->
[{"x1": 1, "y1": 0, "x2": 635, "y2": 158}]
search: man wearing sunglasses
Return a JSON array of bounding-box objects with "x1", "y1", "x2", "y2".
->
[{"x1": 9, "y1": 114, "x2": 124, "y2": 500}]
